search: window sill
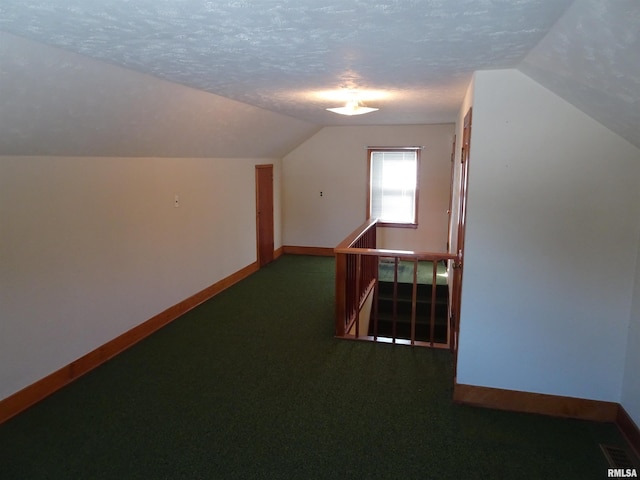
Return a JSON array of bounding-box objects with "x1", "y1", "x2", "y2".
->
[{"x1": 377, "y1": 222, "x2": 418, "y2": 229}]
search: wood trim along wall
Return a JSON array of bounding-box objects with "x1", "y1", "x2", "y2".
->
[
  {"x1": 454, "y1": 383, "x2": 640, "y2": 458},
  {"x1": 453, "y1": 383, "x2": 619, "y2": 422},
  {"x1": 282, "y1": 245, "x2": 335, "y2": 256},
  {"x1": 617, "y1": 405, "x2": 640, "y2": 459},
  {"x1": 0, "y1": 261, "x2": 259, "y2": 425}
]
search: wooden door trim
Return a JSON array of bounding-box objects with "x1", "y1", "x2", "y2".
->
[
  {"x1": 451, "y1": 107, "x2": 472, "y2": 379},
  {"x1": 255, "y1": 164, "x2": 275, "y2": 267},
  {"x1": 446, "y1": 134, "x2": 456, "y2": 252}
]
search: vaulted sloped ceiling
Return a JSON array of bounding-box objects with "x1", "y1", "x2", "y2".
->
[
  {"x1": 0, "y1": 32, "x2": 319, "y2": 158},
  {"x1": 519, "y1": 0, "x2": 640, "y2": 150},
  {"x1": 0, "y1": 0, "x2": 638, "y2": 157}
]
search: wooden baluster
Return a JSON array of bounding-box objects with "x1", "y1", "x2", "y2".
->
[
  {"x1": 348, "y1": 254, "x2": 355, "y2": 331},
  {"x1": 335, "y1": 252, "x2": 346, "y2": 337},
  {"x1": 347, "y1": 254, "x2": 351, "y2": 330},
  {"x1": 430, "y1": 260, "x2": 438, "y2": 347},
  {"x1": 392, "y1": 257, "x2": 399, "y2": 343},
  {"x1": 411, "y1": 258, "x2": 418, "y2": 345},
  {"x1": 373, "y1": 256, "x2": 379, "y2": 341},
  {"x1": 355, "y1": 254, "x2": 361, "y2": 338}
]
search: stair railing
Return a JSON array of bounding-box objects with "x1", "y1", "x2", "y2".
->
[
  {"x1": 335, "y1": 219, "x2": 456, "y2": 347},
  {"x1": 334, "y1": 218, "x2": 379, "y2": 338}
]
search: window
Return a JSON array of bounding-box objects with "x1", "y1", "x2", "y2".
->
[{"x1": 367, "y1": 147, "x2": 420, "y2": 227}]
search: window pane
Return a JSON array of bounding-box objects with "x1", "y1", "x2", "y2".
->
[{"x1": 370, "y1": 150, "x2": 418, "y2": 224}]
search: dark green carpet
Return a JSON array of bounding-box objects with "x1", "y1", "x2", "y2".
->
[
  {"x1": 378, "y1": 259, "x2": 448, "y2": 285},
  {"x1": 0, "y1": 255, "x2": 626, "y2": 479}
]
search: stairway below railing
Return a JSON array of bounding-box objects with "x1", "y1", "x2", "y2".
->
[{"x1": 335, "y1": 219, "x2": 457, "y2": 348}]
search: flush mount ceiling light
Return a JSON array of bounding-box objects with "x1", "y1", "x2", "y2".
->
[
  {"x1": 325, "y1": 90, "x2": 380, "y2": 116},
  {"x1": 326, "y1": 99, "x2": 379, "y2": 116}
]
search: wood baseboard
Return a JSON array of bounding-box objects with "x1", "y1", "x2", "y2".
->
[
  {"x1": 617, "y1": 405, "x2": 640, "y2": 459},
  {"x1": 453, "y1": 383, "x2": 619, "y2": 422},
  {"x1": 454, "y1": 383, "x2": 640, "y2": 458},
  {"x1": 282, "y1": 245, "x2": 335, "y2": 256},
  {"x1": 0, "y1": 261, "x2": 258, "y2": 425}
]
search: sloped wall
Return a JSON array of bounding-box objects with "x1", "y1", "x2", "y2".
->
[
  {"x1": 518, "y1": 0, "x2": 640, "y2": 151},
  {"x1": 0, "y1": 32, "x2": 319, "y2": 158},
  {"x1": 0, "y1": 155, "x2": 281, "y2": 401},
  {"x1": 456, "y1": 69, "x2": 640, "y2": 403}
]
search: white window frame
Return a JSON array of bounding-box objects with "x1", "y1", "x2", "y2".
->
[{"x1": 367, "y1": 147, "x2": 420, "y2": 228}]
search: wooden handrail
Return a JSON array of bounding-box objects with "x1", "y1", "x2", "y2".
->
[
  {"x1": 334, "y1": 219, "x2": 378, "y2": 337},
  {"x1": 335, "y1": 217, "x2": 378, "y2": 250},
  {"x1": 335, "y1": 218, "x2": 459, "y2": 347},
  {"x1": 335, "y1": 247, "x2": 456, "y2": 261}
]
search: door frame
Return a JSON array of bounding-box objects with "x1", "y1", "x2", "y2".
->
[
  {"x1": 450, "y1": 107, "x2": 472, "y2": 379},
  {"x1": 446, "y1": 134, "x2": 456, "y2": 253},
  {"x1": 255, "y1": 164, "x2": 274, "y2": 267}
]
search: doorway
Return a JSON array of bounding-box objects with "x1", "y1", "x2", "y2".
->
[{"x1": 255, "y1": 165, "x2": 274, "y2": 267}]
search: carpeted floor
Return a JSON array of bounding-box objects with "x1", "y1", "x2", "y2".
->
[
  {"x1": 0, "y1": 255, "x2": 628, "y2": 479},
  {"x1": 378, "y1": 259, "x2": 448, "y2": 285}
]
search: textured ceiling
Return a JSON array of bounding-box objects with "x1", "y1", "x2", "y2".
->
[
  {"x1": 0, "y1": 0, "x2": 575, "y2": 126},
  {"x1": 1, "y1": 0, "x2": 638, "y2": 157},
  {"x1": 0, "y1": 31, "x2": 320, "y2": 158},
  {"x1": 519, "y1": 0, "x2": 640, "y2": 149}
]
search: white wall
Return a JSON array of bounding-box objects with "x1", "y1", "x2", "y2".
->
[
  {"x1": 0, "y1": 155, "x2": 280, "y2": 401},
  {"x1": 456, "y1": 69, "x2": 640, "y2": 402},
  {"x1": 622, "y1": 235, "x2": 640, "y2": 425},
  {"x1": 282, "y1": 125, "x2": 454, "y2": 252}
]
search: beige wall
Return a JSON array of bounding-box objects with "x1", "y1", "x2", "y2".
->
[
  {"x1": 456, "y1": 69, "x2": 640, "y2": 405},
  {"x1": 282, "y1": 124, "x2": 455, "y2": 252},
  {"x1": 0, "y1": 155, "x2": 281, "y2": 401}
]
